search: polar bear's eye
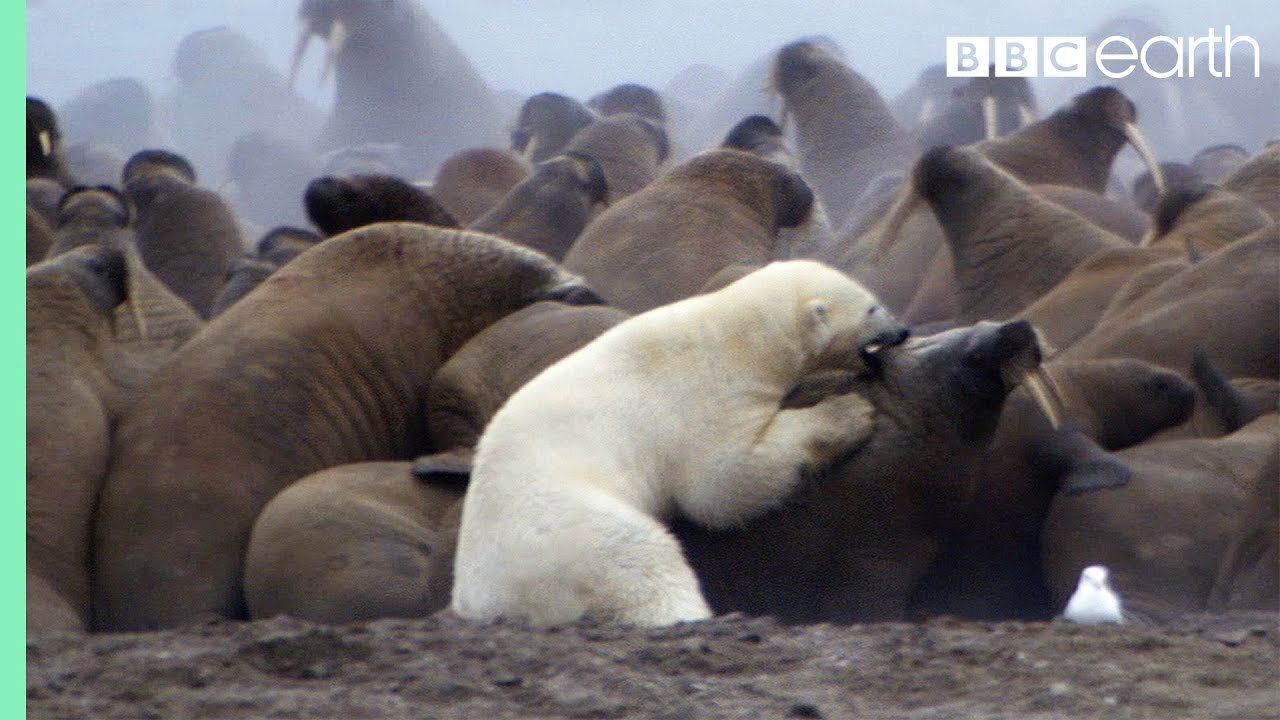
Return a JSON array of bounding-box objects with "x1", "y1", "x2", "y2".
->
[{"x1": 866, "y1": 305, "x2": 879, "y2": 317}]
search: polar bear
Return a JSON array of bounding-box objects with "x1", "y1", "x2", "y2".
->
[{"x1": 450, "y1": 260, "x2": 909, "y2": 627}]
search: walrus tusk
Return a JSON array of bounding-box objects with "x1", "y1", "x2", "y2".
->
[
  {"x1": 287, "y1": 27, "x2": 312, "y2": 90},
  {"x1": 318, "y1": 20, "x2": 349, "y2": 87},
  {"x1": 1017, "y1": 103, "x2": 1036, "y2": 127},
  {"x1": 982, "y1": 95, "x2": 1000, "y2": 140},
  {"x1": 39, "y1": 130, "x2": 52, "y2": 157},
  {"x1": 123, "y1": 249, "x2": 149, "y2": 342},
  {"x1": 1125, "y1": 122, "x2": 1165, "y2": 194},
  {"x1": 917, "y1": 96, "x2": 937, "y2": 125},
  {"x1": 867, "y1": 186, "x2": 923, "y2": 262},
  {"x1": 520, "y1": 135, "x2": 540, "y2": 163},
  {"x1": 1023, "y1": 365, "x2": 1066, "y2": 430}
]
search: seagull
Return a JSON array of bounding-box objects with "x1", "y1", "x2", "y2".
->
[{"x1": 1063, "y1": 565, "x2": 1125, "y2": 624}]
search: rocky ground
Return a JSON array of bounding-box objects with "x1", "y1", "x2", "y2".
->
[{"x1": 27, "y1": 611, "x2": 1279, "y2": 719}]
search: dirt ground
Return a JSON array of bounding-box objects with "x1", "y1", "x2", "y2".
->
[{"x1": 27, "y1": 610, "x2": 1279, "y2": 719}]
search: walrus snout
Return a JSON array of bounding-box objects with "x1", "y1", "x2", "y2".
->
[{"x1": 860, "y1": 324, "x2": 910, "y2": 360}]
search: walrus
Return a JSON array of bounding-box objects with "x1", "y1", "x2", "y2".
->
[
  {"x1": 56, "y1": 77, "x2": 156, "y2": 159},
  {"x1": 587, "y1": 83, "x2": 668, "y2": 125},
  {"x1": 27, "y1": 96, "x2": 74, "y2": 185},
  {"x1": 291, "y1": 0, "x2": 504, "y2": 176},
  {"x1": 91, "y1": 223, "x2": 601, "y2": 631},
  {"x1": 27, "y1": 205, "x2": 55, "y2": 267},
  {"x1": 255, "y1": 225, "x2": 323, "y2": 266},
  {"x1": 510, "y1": 92, "x2": 598, "y2": 165},
  {"x1": 720, "y1": 114, "x2": 837, "y2": 258},
  {"x1": 225, "y1": 130, "x2": 321, "y2": 230},
  {"x1": 469, "y1": 152, "x2": 609, "y2": 260},
  {"x1": 908, "y1": 145, "x2": 1130, "y2": 322},
  {"x1": 45, "y1": 186, "x2": 133, "y2": 261},
  {"x1": 28, "y1": 243, "x2": 204, "y2": 635},
  {"x1": 916, "y1": 74, "x2": 1037, "y2": 148},
  {"x1": 243, "y1": 301, "x2": 628, "y2": 625},
  {"x1": 304, "y1": 173, "x2": 458, "y2": 236},
  {"x1": 431, "y1": 148, "x2": 532, "y2": 225},
  {"x1": 452, "y1": 261, "x2": 908, "y2": 627},
  {"x1": 770, "y1": 38, "x2": 912, "y2": 228},
  {"x1": 562, "y1": 148, "x2": 814, "y2": 313},
  {"x1": 563, "y1": 113, "x2": 668, "y2": 201},
  {"x1": 122, "y1": 149, "x2": 244, "y2": 318}
]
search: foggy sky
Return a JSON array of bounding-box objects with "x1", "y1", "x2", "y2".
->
[{"x1": 27, "y1": 0, "x2": 1278, "y2": 112}]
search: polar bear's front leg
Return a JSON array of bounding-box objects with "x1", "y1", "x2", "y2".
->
[{"x1": 680, "y1": 391, "x2": 876, "y2": 528}]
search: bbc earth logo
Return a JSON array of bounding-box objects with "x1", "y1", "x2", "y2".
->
[{"x1": 946, "y1": 27, "x2": 1262, "y2": 78}]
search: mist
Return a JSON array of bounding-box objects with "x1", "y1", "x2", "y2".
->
[
  {"x1": 27, "y1": 1, "x2": 1278, "y2": 108},
  {"x1": 24, "y1": 0, "x2": 1280, "y2": 198}
]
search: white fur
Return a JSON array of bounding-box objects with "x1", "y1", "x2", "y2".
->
[
  {"x1": 451, "y1": 260, "x2": 900, "y2": 627},
  {"x1": 1064, "y1": 564, "x2": 1125, "y2": 624}
]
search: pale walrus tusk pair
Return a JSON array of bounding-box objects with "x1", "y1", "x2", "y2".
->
[{"x1": 287, "y1": 19, "x2": 349, "y2": 89}]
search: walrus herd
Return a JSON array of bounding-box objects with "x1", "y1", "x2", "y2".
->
[{"x1": 27, "y1": 1, "x2": 1278, "y2": 634}]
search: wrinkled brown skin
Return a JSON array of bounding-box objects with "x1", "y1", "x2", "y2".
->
[
  {"x1": 91, "y1": 224, "x2": 596, "y2": 631},
  {"x1": 563, "y1": 113, "x2": 667, "y2": 201},
  {"x1": 1148, "y1": 184, "x2": 1274, "y2": 257},
  {"x1": 431, "y1": 148, "x2": 531, "y2": 225},
  {"x1": 770, "y1": 39, "x2": 910, "y2": 229},
  {"x1": 244, "y1": 461, "x2": 465, "y2": 625},
  {"x1": 1207, "y1": 451, "x2": 1279, "y2": 611},
  {"x1": 1032, "y1": 184, "x2": 1147, "y2": 242},
  {"x1": 675, "y1": 320, "x2": 1049, "y2": 623},
  {"x1": 912, "y1": 146, "x2": 1129, "y2": 323},
  {"x1": 563, "y1": 149, "x2": 813, "y2": 313},
  {"x1": 977, "y1": 86, "x2": 1139, "y2": 195},
  {"x1": 1061, "y1": 225, "x2": 1280, "y2": 380},
  {"x1": 1042, "y1": 413, "x2": 1279, "y2": 622},
  {"x1": 469, "y1": 153, "x2": 608, "y2": 261},
  {"x1": 27, "y1": 250, "x2": 118, "y2": 634},
  {"x1": 720, "y1": 114, "x2": 837, "y2": 259},
  {"x1": 1151, "y1": 357, "x2": 1280, "y2": 443},
  {"x1": 27, "y1": 245, "x2": 203, "y2": 635},
  {"x1": 1221, "y1": 143, "x2": 1280, "y2": 222},
  {"x1": 426, "y1": 301, "x2": 629, "y2": 453},
  {"x1": 911, "y1": 357, "x2": 1195, "y2": 621},
  {"x1": 125, "y1": 172, "x2": 244, "y2": 319},
  {"x1": 304, "y1": 174, "x2": 459, "y2": 237},
  {"x1": 1094, "y1": 260, "x2": 1189, "y2": 323},
  {"x1": 27, "y1": 206, "x2": 54, "y2": 267},
  {"x1": 46, "y1": 187, "x2": 134, "y2": 260},
  {"x1": 824, "y1": 201, "x2": 944, "y2": 317},
  {"x1": 244, "y1": 302, "x2": 626, "y2": 625},
  {"x1": 830, "y1": 87, "x2": 1148, "y2": 318},
  {"x1": 1017, "y1": 245, "x2": 1187, "y2": 351}
]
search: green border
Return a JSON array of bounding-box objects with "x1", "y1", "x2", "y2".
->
[{"x1": 12, "y1": 0, "x2": 28, "y2": 712}]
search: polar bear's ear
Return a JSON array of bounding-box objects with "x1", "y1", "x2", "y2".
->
[{"x1": 806, "y1": 298, "x2": 830, "y2": 326}]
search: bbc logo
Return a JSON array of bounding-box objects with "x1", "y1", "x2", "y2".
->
[{"x1": 946, "y1": 37, "x2": 1087, "y2": 77}]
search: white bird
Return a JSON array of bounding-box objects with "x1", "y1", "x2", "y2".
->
[{"x1": 1063, "y1": 565, "x2": 1125, "y2": 624}]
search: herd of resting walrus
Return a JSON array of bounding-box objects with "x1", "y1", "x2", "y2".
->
[{"x1": 26, "y1": 0, "x2": 1279, "y2": 639}]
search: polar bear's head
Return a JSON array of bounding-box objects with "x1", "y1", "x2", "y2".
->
[{"x1": 727, "y1": 260, "x2": 909, "y2": 375}]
